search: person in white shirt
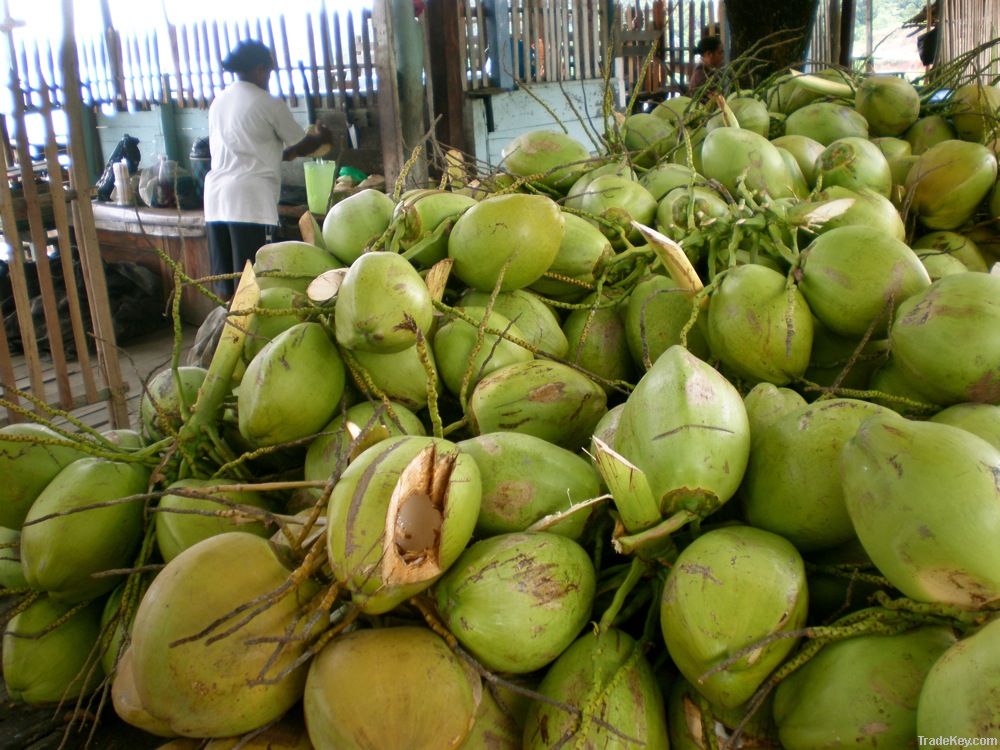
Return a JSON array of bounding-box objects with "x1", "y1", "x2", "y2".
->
[{"x1": 203, "y1": 40, "x2": 331, "y2": 298}]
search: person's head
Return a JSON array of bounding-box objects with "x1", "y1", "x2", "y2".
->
[
  {"x1": 695, "y1": 36, "x2": 724, "y2": 69},
  {"x1": 221, "y1": 40, "x2": 275, "y2": 89}
]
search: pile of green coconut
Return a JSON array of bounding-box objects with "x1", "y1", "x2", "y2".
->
[{"x1": 1, "y1": 64, "x2": 999, "y2": 750}]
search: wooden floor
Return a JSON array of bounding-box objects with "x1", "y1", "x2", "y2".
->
[{"x1": 4, "y1": 322, "x2": 199, "y2": 433}]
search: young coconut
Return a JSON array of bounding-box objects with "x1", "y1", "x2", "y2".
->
[
  {"x1": 842, "y1": 415, "x2": 1000, "y2": 607},
  {"x1": 321, "y1": 188, "x2": 395, "y2": 265},
  {"x1": 660, "y1": 525, "x2": 809, "y2": 710},
  {"x1": 127, "y1": 533, "x2": 323, "y2": 738},
  {"x1": 325, "y1": 436, "x2": 481, "y2": 614},
  {"x1": 304, "y1": 627, "x2": 482, "y2": 750},
  {"x1": 434, "y1": 531, "x2": 596, "y2": 674}
]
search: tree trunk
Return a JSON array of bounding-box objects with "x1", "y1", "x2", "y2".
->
[{"x1": 725, "y1": 0, "x2": 820, "y2": 82}]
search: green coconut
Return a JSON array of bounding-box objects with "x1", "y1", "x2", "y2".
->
[
  {"x1": 434, "y1": 531, "x2": 596, "y2": 674},
  {"x1": 242, "y1": 286, "x2": 305, "y2": 363},
  {"x1": 668, "y1": 677, "x2": 779, "y2": 749},
  {"x1": 564, "y1": 161, "x2": 636, "y2": 211},
  {"x1": 784, "y1": 102, "x2": 869, "y2": 145},
  {"x1": 528, "y1": 211, "x2": 613, "y2": 299},
  {"x1": 639, "y1": 162, "x2": 703, "y2": 201},
  {"x1": 707, "y1": 263, "x2": 814, "y2": 385},
  {"x1": 904, "y1": 139, "x2": 998, "y2": 230},
  {"x1": 326, "y1": 436, "x2": 481, "y2": 614},
  {"x1": 139, "y1": 366, "x2": 209, "y2": 441},
  {"x1": 771, "y1": 134, "x2": 826, "y2": 185},
  {"x1": 111, "y1": 645, "x2": 177, "y2": 737},
  {"x1": 457, "y1": 432, "x2": 600, "y2": 539},
  {"x1": 949, "y1": 83, "x2": 1000, "y2": 143},
  {"x1": 433, "y1": 307, "x2": 533, "y2": 397},
  {"x1": 854, "y1": 74, "x2": 921, "y2": 136},
  {"x1": 652, "y1": 95, "x2": 694, "y2": 124},
  {"x1": 624, "y1": 273, "x2": 710, "y2": 369},
  {"x1": 460, "y1": 289, "x2": 569, "y2": 358},
  {"x1": 656, "y1": 185, "x2": 730, "y2": 244},
  {"x1": 799, "y1": 185, "x2": 905, "y2": 241},
  {"x1": 707, "y1": 95, "x2": 770, "y2": 137},
  {"x1": 842, "y1": 415, "x2": 1000, "y2": 607},
  {"x1": 0, "y1": 526, "x2": 26, "y2": 590},
  {"x1": 304, "y1": 400, "x2": 426, "y2": 496},
  {"x1": 660, "y1": 525, "x2": 808, "y2": 709},
  {"x1": 351, "y1": 345, "x2": 439, "y2": 411},
  {"x1": 774, "y1": 626, "x2": 957, "y2": 749},
  {"x1": 615, "y1": 346, "x2": 750, "y2": 513},
  {"x1": 743, "y1": 381, "x2": 807, "y2": 443},
  {"x1": 890, "y1": 273, "x2": 1000, "y2": 404},
  {"x1": 904, "y1": 114, "x2": 957, "y2": 155},
  {"x1": 591, "y1": 402, "x2": 626, "y2": 451},
  {"x1": 871, "y1": 135, "x2": 912, "y2": 162},
  {"x1": 155, "y1": 478, "x2": 272, "y2": 563},
  {"x1": 467, "y1": 360, "x2": 608, "y2": 451},
  {"x1": 815, "y1": 136, "x2": 893, "y2": 197},
  {"x1": 522, "y1": 627, "x2": 669, "y2": 749},
  {"x1": 129, "y1": 533, "x2": 321, "y2": 737},
  {"x1": 575, "y1": 174, "x2": 658, "y2": 245},
  {"x1": 391, "y1": 189, "x2": 478, "y2": 267},
  {"x1": 741, "y1": 398, "x2": 892, "y2": 552},
  {"x1": 622, "y1": 112, "x2": 676, "y2": 166},
  {"x1": 500, "y1": 130, "x2": 592, "y2": 192},
  {"x1": 448, "y1": 193, "x2": 565, "y2": 291},
  {"x1": 3, "y1": 595, "x2": 104, "y2": 705},
  {"x1": 334, "y1": 250, "x2": 433, "y2": 354},
  {"x1": 917, "y1": 616, "x2": 1000, "y2": 740},
  {"x1": 912, "y1": 231, "x2": 989, "y2": 273},
  {"x1": 930, "y1": 403, "x2": 1000, "y2": 451},
  {"x1": 21, "y1": 457, "x2": 149, "y2": 603},
  {"x1": 252, "y1": 241, "x2": 341, "y2": 293},
  {"x1": 321, "y1": 188, "x2": 395, "y2": 265},
  {"x1": 778, "y1": 146, "x2": 811, "y2": 198},
  {"x1": 920, "y1": 251, "x2": 971, "y2": 280},
  {"x1": 305, "y1": 627, "x2": 481, "y2": 750},
  {"x1": 700, "y1": 126, "x2": 795, "y2": 199},
  {"x1": 459, "y1": 682, "x2": 531, "y2": 750},
  {"x1": 0, "y1": 423, "x2": 88, "y2": 529},
  {"x1": 562, "y1": 290, "x2": 634, "y2": 389},
  {"x1": 867, "y1": 357, "x2": 942, "y2": 414},
  {"x1": 238, "y1": 322, "x2": 346, "y2": 446},
  {"x1": 797, "y1": 225, "x2": 931, "y2": 338}
]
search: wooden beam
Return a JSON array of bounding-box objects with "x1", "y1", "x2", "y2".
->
[
  {"x1": 373, "y1": 0, "x2": 405, "y2": 190},
  {"x1": 838, "y1": 0, "x2": 856, "y2": 68},
  {"x1": 483, "y1": 0, "x2": 514, "y2": 89},
  {"x1": 426, "y1": 0, "x2": 466, "y2": 152}
]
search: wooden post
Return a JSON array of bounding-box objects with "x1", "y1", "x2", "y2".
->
[
  {"x1": 61, "y1": 0, "x2": 130, "y2": 428},
  {"x1": 483, "y1": 0, "x2": 515, "y2": 89},
  {"x1": 838, "y1": 0, "x2": 856, "y2": 68},
  {"x1": 374, "y1": 0, "x2": 405, "y2": 190},
  {"x1": 426, "y1": 0, "x2": 466, "y2": 152}
]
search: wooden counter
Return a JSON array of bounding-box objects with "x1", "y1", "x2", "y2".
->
[{"x1": 91, "y1": 203, "x2": 218, "y2": 326}]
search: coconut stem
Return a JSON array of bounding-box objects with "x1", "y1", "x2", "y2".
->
[
  {"x1": 598, "y1": 558, "x2": 649, "y2": 633},
  {"x1": 613, "y1": 509, "x2": 697, "y2": 556}
]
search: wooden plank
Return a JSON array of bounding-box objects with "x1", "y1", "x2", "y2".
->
[
  {"x1": 332, "y1": 12, "x2": 350, "y2": 113},
  {"x1": 346, "y1": 11, "x2": 361, "y2": 112},
  {"x1": 360, "y1": 9, "x2": 375, "y2": 105},
  {"x1": 592, "y1": 0, "x2": 602, "y2": 79},
  {"x1": 178, "y1": 24, "x2": 195, "y2": 107},
  {"x1": 373, "y1": 0, "x2": 405, "y2": 188},
  {"x1": 279, "y1": 16, "x2": 297, "y2": 106},
  {"x1": 475, "y1": 0, "x2": 488, "y2": 86},
  {"x1": 190, "y1": 24, "x2": 206, "y2": 108},
  {"x1": 319, "y1": 5, "x2": 336, "y2": 109},
  {"x1": 0, "y1": 135, "x2": 47, "y2": 406},
  {"x1": 34, "y1": 54, "x2": 99, "y2": 403},
  {"x1": 210, "y1": 21, "x2": 224, "y2": 99},
  {"x1": 264, "y1": 19, "x2": 283, "y2": 100},
  {"x1": 462, "y1": 0, "x2": 475, "y2": 88},
  {"x1": 108, "y1": 28, "x2": 128, "y2": 110},
  {"x1": 6, "y1": 73, "x2": 74, "y2": 408},
  {"x1": 167, "y1": 23, "x2": 186, "y2": 107},
  {"x1": 74, "y1": 38, "x2": 95, "y2": 105},
  {"x1": 306, "y1": 13, "x2": 321, "y2": 106},
  {"x1": 120, "y1": 32, "x2": 135, "y2": 106},
  {"x1": 0, "y1": 293, "x2": 21, "y2": 423},
  {"x1": 457, "y1": 1, "x2": 469, "y2": 90},
  {"x1": 45, "y1": 44, "x2": 60, "y2": 107},
  {"x1": 61, "y1": 0, "x2": 130, "y2": 429},
  {"x1": 200, "y1": 22, "x2": 217, "y2": 101},
  {"x1": 511, "y1": 0, "x2": 523, "y2": 81},
  {"x1": 131, "y1": 33, "x2": 150, "y2": 108}
]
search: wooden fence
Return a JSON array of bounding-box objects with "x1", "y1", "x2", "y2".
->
[
  {"x1": 459, "y1": 0, "x2": 607, "y2": 90},
  {"x1": 1, "y1": 30, "x2": 128, "y2": 428},
  {"x1": 11, "y1": 9, "x2": 378, "y2": 120},
  {"x1": 615, "y1": 0, "x2": 724, "y2": 98}
]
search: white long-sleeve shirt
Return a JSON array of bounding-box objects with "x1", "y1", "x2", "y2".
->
[{"x1": 203, "y1": 81, "x2": 306, "y2": 225}]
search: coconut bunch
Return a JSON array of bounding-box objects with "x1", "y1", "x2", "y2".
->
[{"x1": 3, "y1": 65, "x2": 1000, "y2": 750}]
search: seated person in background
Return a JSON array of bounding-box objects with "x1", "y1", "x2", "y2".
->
[{"x1": 687, "y1": 36, "x2": 725, "y2": 100}]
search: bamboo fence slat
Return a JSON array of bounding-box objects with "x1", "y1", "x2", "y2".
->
[
  {"x1": 279, "y1": 17, "x2": 297, "y2": 107},
  {"x1": 361, "y1": 9, "x2": 375, "y2": 103},
  {"x1": 347, "y1": 11, "x2": 361, "y2": 108},
  {"x1": 332, "y1": 12, "x2": 350, "y2": 113},
  {"x1": 305, "y1": 13, "x2": 321, "y2": 103},
  {"x1": 319, "y1": 6, "x2": 335, "y2": 108}
]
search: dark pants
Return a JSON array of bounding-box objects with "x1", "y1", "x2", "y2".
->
[{"x1": 206, "y1": 221, "x2": 273, "y2": 299}]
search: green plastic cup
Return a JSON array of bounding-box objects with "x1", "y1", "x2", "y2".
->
[{"x1": 304, "y1": 160, "x2": 337, "y2": 215}]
